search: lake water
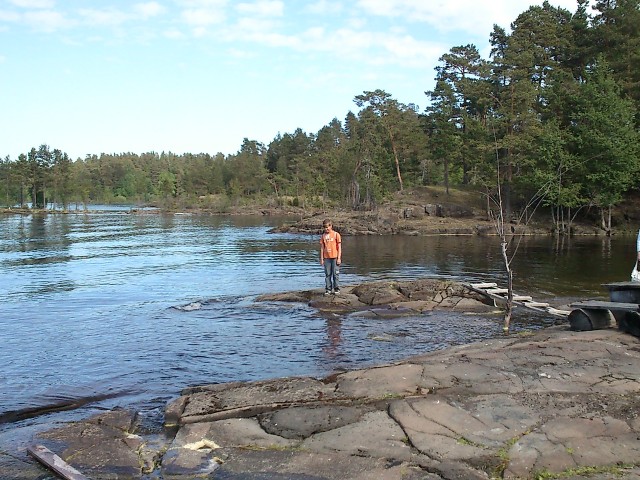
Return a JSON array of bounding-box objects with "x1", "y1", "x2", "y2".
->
[{"x1": 0, "y1": 212, "x2": 636, "y2": 455}]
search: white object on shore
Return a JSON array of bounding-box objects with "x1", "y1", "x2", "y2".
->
[{"x1": 631, "y1": 264, "x2": 640, "y2": 282}]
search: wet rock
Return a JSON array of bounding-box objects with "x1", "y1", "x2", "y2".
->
[
  {"x1": 33, "y1": 409, "x2": 157, "y2": 480},
  {"x1": 166, "y1": 377, "x2": 346, "y2": 426},
  {"x1": 256, "y1": 278, "x2": 496, "y2": 318},
  {"x1": 258, "y1": 405, "x2": 369, "y2": 439},
  {"x1": 352, "y1": 281, "x2": 406, "y2": 305},
  {"x1": 0, "y1": 452, "x2": 44, "y2": 480},
  {"x1": 161, "y1": 441, "x2": 222, "y2": 479}
]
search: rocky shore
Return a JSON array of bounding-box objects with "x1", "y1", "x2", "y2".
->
[
  {"x1": 264, "y1": 187, "x2": 613, "y2": 237},
  {"x1": 3, "y1": 279, "x2": 640, "y2": 479},
  {"x1": 6, "y1": 183, "x2": 640, "y2": 237},
  {"x1": 255, "y1": 278, "x2": 499, "y2": 316}
]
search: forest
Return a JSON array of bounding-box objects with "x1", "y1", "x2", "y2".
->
[{"x1": 1, "y1": 0, "x2": 639, "y2": 234}]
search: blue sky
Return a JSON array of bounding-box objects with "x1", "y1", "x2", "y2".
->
[{"x1": 1, "y1": 0, "x2": 578, "y2": 161}]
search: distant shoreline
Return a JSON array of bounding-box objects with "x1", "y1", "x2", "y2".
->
[{"x1": 2, "y1": 205, "x2": 638, "y2": 237}]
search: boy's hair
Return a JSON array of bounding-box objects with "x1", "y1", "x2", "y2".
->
[{"x1": 322, "y1": 219, "x2": 332, "y2": 227}]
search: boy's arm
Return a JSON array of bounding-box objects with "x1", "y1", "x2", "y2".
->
[
  {"x1": 320, "y1": 239, "x2": 324, "y2": 264},
  {"x1": 337, "y1": 236, "x2": 342, "y2": 264}
]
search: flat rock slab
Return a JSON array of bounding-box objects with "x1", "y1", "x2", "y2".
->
[
  {"x1": 154, "y1": 327, "x2": 640, "y2": 480},
  {"x1": 166, "y1": 377, "x2": 348, "y2": 426},
  {"x1": 256, "y1": 278, "x2": 497, "y2": 316},
  {"x1": 0, "y1": 452, "x2": 47, "y2": 480},
  {"x1": 21, "y1": 327, "x2": 640, "y2": 480},
  {"x1": 32, "y1": 409, "x2": 155, "y2": 479}
]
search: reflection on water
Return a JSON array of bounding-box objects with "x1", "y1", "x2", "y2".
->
[
  {"x1": 0, "y1": 212, "x2": 637, "y2": 455},
  {"x1": 346, "y1": 233, "x2": 633, "y2": 299},
  {"x1": 323, "y1": 319, "x2": 343, "y2": 360}
]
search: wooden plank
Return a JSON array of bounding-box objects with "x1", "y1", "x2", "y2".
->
[
  {"x1": 570, "y1": 300, "x2": 640, "y2": 311},
  {"x1": 27, "y1": 445, "x2": 89, "y2": 480},
  {"x1": 466, "y1": 282, "x2": 568, "y2": 316},
  {"x1": 603, "y1": 282, "x2": 640, "y2": 289},
  {"x1": 523, "y1": 301, "x2": 550, "y2": 308},
  {"x1": 469, "y1": 282, "x2": 498, "y2": 289},
  {"x1": 513, "y1": 295, "x2": 533, "y2": 302},
  {"x1": 486, "y1": 288, "x2": 509, "y2": 295}
]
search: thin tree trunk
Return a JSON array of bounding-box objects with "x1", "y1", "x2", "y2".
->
[
  {"x1": 501, "y1": 239, "x2": 513, "y2": 333},
  {"x1": 444, "y1": 156, "x2": 450, "y2": 195},
  {"x1": 390, "y1": 138, "x2": 403, "y2": 191}
]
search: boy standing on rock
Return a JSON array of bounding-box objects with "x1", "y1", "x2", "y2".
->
[{"x1": 320, "y1": 219, "x2": 342, "y2": 295}]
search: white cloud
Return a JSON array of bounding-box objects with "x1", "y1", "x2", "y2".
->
[
  {"x1": 234, "y1": 15, "x2": 280, "y2": 35},
  {"x1": 210, "y1": 8, "x2": 446, "y2": 70},
  {"x1": 192, "y1": 25, "x2": 208, "y2": 36},
  {"x1": 382, "y1": 33, "x2": 444, "y2": 67},
  {"x1": 323, "y1": 28, "x2": 374, "y2": 54},
  {"x1": 355, "y1": 0, "x2": 394, "y2": 16},
  {"x1": 227, "y1": 47, "x2": 256, "y2": 59},
  {"x1": 176, "y1": 0, "x2": 228, "y2": 32},
  {"x1": 8, "y1": 0, "x2": 55, "y2": 8},
  {"x1": 133, "y1": 2, "x2": 166, "y2": 19},
  {"x1": 355, "y1": 0, "x2": 579, "y2": 36},
  {"x1": 23, "y1": 9, "x2": 69, "y2": 32},
  {"x1": 302, "y1": 26, "x2": 324, "y2": 41},
  {"x1": 78, "y1": 8, "x2": 129, "y2": 27},
  {"x1": 181, "y1": 7, "x2": 226, "y2": 26},
  {"x1": 236, "y1": 0, "x2": 284, "y2": 17},
  {"x1": 332, "y1": 29, "x2": 442, "y2": 68},
  {"x1": 240, "y1": 28, "x2": 298, "y2": 47},
  {"x1": 0, "y1": 10, "x2": 21, "y2": 22},
  {"x1": 305, "y1": 1, "x2": 344, "y2": 16},
  {"x1": 164, "y1": 28, "x2": 185, "y2": 39},
  {"x1": 177, "y1": 0, "x2": 228, "y2": 6}
]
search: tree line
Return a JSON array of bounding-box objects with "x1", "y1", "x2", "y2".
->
[{"x1": 2, "y1": 0, "x2": 639, "y2": 234}]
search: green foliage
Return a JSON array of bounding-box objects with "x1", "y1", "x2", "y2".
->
[
  {"x1": 571, "y1": 57, "x2": 640, "y2": 210},
  {"x1": 158, "y1": 170, "x2": 177, "y2": 199},
  {"x1": 533, "y1": 463, "x2": 633, "y2": 479}
]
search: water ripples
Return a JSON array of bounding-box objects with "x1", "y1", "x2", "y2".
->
[{"x1": 0, "y1": 212, "x2": 635, "y2": 445}]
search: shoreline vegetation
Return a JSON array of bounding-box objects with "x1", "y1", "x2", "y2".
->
[{"x1": 3, "y1": 186, "x2": 640, "y2": 237}]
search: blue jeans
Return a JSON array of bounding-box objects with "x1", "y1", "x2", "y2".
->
[{"x1": 323, "y1": 258, "x2": 340, "y2": 292}]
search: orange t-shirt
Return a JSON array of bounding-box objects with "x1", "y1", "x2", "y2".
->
[{"x1": 320, "y1": 231, "x2": 341, "y2": 259}]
